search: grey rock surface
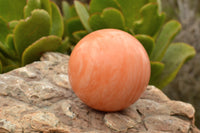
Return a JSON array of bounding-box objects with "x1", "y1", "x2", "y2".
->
[{"x1": 0, "y1": 52, "x2": 199, "y2": 133}]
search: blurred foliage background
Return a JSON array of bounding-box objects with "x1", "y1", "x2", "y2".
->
[
  {"x1": 42, "y1": 0, "x2": 200, "y2": 128},
  {"x1": 161, "y1": 0, "x2": 200, "y2": 128}
]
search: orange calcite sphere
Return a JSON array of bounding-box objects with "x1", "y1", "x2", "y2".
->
[{"x1": 68, "y1": 29, "x2": 150, "y2": 112}]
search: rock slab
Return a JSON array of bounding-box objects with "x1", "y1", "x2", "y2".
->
[{"x1": 0, "y1": 52, "x2": 199, "y2": 133}]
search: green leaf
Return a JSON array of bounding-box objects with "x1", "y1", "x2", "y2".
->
[
  {"x1": 116, "y1": 0, "x2": 148, "y2": 28},
  {"x1": 3, "y1": 64, "x2": 19, "y2": 73},
  {"x1": 63, "y1": 17, "x2": 85, "y2": 41},
  {"x1": 155, "y1": 43, "x2": 196, "y2": 88},
  {"x1": 148, "y1": 0, "x2": 162, "y2": 12},
  {"x1": 148, "y1": 0, "x2": 160, "y2": 3},
  {"x1": 2, "y1": 58, "x2": 20, "y2": 73},
  {"x1": 102, "y1": 8, "x2": 125, "y2": 30},
  {"x1": 62, "y1": 2, "x2": 78, "y2": 20},
  {"x1": 135, "y1": 34, "x2": 155, "y2": 56},
  {"x1": 74, "y1": 1, "x2": 92, "y2": 32},
  {"x1": 5, "y1": 34, "x2": 16, "y2": 52},
  {"x1": 50, "y1": 2, "x2": 64, "y2": 37},
  {"x1": 14, "y1": 9, "x2": 51, "y2": 56},
  {"x1": 0, "y1": 42, "x2": 9, "y2": 56},
  {"x1": 5, "y1": 35, "x2": 18, "y2": 60},
  {"x1": 40, "y1": 0, "x2": 51, "y2": 14},
  {"x1": 68, "y1": 5, "x2": 78, "y2": 18},
  {"x1": 150, "y1": 20, "x2": 181, "y2": 61},
  {"x1": 57, "y1": 37, "x2": 71, "y2": 53},
  {"x1": 24, "y1": 0, "x2": 41, "y2": 18},
  {"x1": 0, "y1": 0, "x2": 26, "y2": 21},
  {"x1": 0, "y1": 41, "x2": 16, "y2": 59},
  {"x1": 89, "y1": 8, "x2": 126, "y2": 31},
  {"x1": 0, "y1": 17, "x2": 11, "y2": 43},
  {"x1": 9, "y1": 20, "x2": 19, "y2": 31},
  {"x1": 22, "y1": 35, "x2": 61, "y2": 66},
  {"x1": 73, "y1": 30, "x2": 88, "y2": 41},
  {"x1": 88, "y1": 13, "x2": 106, "y2": 30},
  {"x1": 89, "y1": 0, "x2": 120, "y2": 14},
  {"x1": 157, "y1": 0, "x2": 162, "y2": 12},
  {"x1": 0, "y1": 51, "x2": 18, "y2": 67},
  {"x1": 133, "y1": 3, "x2": 165, "y2": 36},
  {"x1": 62, "y1": 1, "x2": 71, "y2": 20},
  {"x1": 149, "y1": 61, "x2": 164, "y2": 85}
]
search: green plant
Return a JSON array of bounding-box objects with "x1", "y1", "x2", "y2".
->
[
  {"x1": 0, "y1": 0, "x2": 196, "y2": 89},
  {"x1": 0, "y1": 0, "x2": 68, "y2": 73},
  {"x1": 62, "y1": 0, "x2": 196, "y2": 89}
]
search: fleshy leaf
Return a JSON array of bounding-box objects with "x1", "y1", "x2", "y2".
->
[
  {"x1": 149, "y1": 61, "x2": 164, "y2": 85},
  {"x1": 5, "y1": 34, "x2": 16, "y2": 53},
  {"x1": 157, "y1": 0, "x2": 162, "y2": 12},
  {"x1": 101, "y1": 8, "x2": 125, "y2": 30},
  {"x1": 57, "y1": 37, "x2": 71, "y2": 53},
  {"x1": 50, "y1": 2, "x2": 64, "y2": 37},
  {"x1": 40, "y1": 0, "x2": 51, "y2": 14},
  {"x1": 62, "y1": 1, "x2": 73, "y2": 20},
  {"x1": 63, "y1": 17, "x2": 85, "y2": 41},
  {"x1": 0, "y1": 17, "x2": 11, "y2": 43},
  {"x1": 149, "y1": 0, "x2": 157, "y2": 2},
  {"x1": 3, "y1": 64, "x2": 19, "y2": 73},
  {"x1": 135, "y1": 34, "x2": 155, "y2": 56},
  {"x1": 0, "y1": 52, "x2": 18, "y2": 67},
  {"x1": 67, "y1": 5, "x2": 78, "y2": 18},
  {"x1": 89, "y1": 0, "x2": 120, "y2": 14},
  {"x1": 0, "y1": 41, "x2": 16, "y2": 59},
  {"x1": 0, "y1": 42, "x2": 9, "y2": 58},
  {"x1": 116, "y1": 0, "x2": 148, "y2": 28},
  {"x1": 88, "y1": 13, "x2": 106, "y2": 30},
  {"x1": 5, "y1": 35, "x2": 18, "y2": 60},
  {"x1": 133, "y1": 3, "x2": 165, "y2": 36},
  {"x1": 0, "y1": 54, "x2": 20, "y2": 73},
  {"x1": 149, "y1": 0, "x2": 160, "y2": 3},
  {"x1": 154, "y1": 43, "x2": 196, "y2": 88},
  {"x1": 14, "y1": 9, "x2": 51, "y2": 56},
  {"x1": 0, "y1": 0, "x2": 26, "y2": 21},
  {"x1": 24, "y1": 0, "x2": 41, "y2": 18},
  {"x1": 62, "y1": 1, "x2": 70, "y2": 20},
  {"x1": 9, "y1": 20, "x2": 19, "y2": 31},
  {"x1": 74, "y1": 1, "x2": 92, "y2": 32},
  {"x1": 89, "y1": 8, "x2": 126, "y2": 31},
  {"x1": 73, "y1": 30, "x2": 88, "y2": 41},
  {"x1": 149, "y1": 0, "x2": 162, "y2": 12},
  {"x1": 150, "y1": 20, "x2": 181, "y2": 61},
  {"x1": 22, "y1": 35, "x2": 61, "y2": 66}
]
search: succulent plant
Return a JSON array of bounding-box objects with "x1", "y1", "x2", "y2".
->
[
  {"x1": 62, "y1": 0, "x2": 196, "y2": 89},
  {"x1": 0, "y1": 0, "x2": 196, "y2": 89},
  {"x1": 0, "y1": 0, "x2": 68, "y2": 73}
]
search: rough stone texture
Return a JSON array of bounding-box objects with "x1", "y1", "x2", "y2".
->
[{"x1": 0, "y1": 52, "x2": 199, "y2": 133}]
